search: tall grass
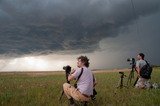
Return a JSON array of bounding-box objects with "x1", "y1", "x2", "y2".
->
[{"x1": 0, "y1": 68, "x2": 160, "y2": 106}]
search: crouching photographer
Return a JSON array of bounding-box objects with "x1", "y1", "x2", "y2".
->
[
  {"x1": 135, "y1": 53, "x2": 152, "y2": 89},
  {"x1": 63, "y1": 56, "x2": 95, "y2": 106}
]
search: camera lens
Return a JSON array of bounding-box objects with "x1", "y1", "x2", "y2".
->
[
  {"x1": 119, "y1": 72, "x2": 124, "y2": 74},
  {"x1": 63, "y1": 66, "x2": 66, "y2": 70},
  {"x1": 127, "y1": 58, "x2": 130, "y2": 61}
]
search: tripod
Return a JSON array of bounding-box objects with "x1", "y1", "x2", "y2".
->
[
  {"x1": 127, "y1": 64, "x2": 135, "y2": 86},
  {"x1": 59, "y1": 71, "x2": 70, "y2": 100},
  {"x1": 117, "y1": 72, "x2": 127, "y2": 89}
]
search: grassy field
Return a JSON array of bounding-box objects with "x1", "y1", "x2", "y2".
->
[{"x1": 0, "y1": 67, "x2": 160, "y2": 106}]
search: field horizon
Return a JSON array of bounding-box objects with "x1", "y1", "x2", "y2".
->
[{"x1": 0, "y1": 68, "x2": 130, "y2": 74}]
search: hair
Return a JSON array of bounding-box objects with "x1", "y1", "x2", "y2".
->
[
  {"x1": 139, "y1": 53, "x2": 145, "y2": 59},
  {"x1": 77, "y1": 56, "x2": 90, "y2": 67}
]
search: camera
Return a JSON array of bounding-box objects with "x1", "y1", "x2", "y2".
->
[
  {"x1": 127, "y1": 58, "x2": 135, "y2": 62},
  {"x1": 119, "y1": 72, "x2": 126, "y2": 77},
  {"x1": 59, "y1": 65, "x2": 72, "y2": 100},
  {"x1": 126, "y1": 58, "x2": 136, "y2": 86},
  {"x1": 63, "y1": 65, "x2": 71, "y2": 74},
  {"x1": 127, "y1": 58, "x2": 135, "y2": 66},
  {"x1": 119, "y1": 72, "x2": 124, "y2": 75}
]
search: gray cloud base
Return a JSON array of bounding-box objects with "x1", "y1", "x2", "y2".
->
[{"x1": 0, "y1": 0, "x2": 160, "y2": 56}]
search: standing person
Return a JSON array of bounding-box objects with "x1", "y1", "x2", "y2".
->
[
  {"x1": 63, "y1": 56, "x2": 93, "y2": 105},
  {"x1": 135, "y1": 53, "x2": 151, "y2": 88}
]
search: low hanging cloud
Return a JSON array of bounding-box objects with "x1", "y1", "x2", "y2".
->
[{"x1": 0, "y1": 0, "x2": 160, "y2": 56}]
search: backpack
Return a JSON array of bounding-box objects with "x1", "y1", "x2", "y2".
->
[{"x1": 140, "y1": 61, "x2": 153, "y2": 79}]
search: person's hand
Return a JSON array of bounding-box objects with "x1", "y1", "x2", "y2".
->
[
  {"x1": 70, "y1": 69, "x2": 76, "y2": 74},
  {"x1": 137, "y1": 74, "x2": 141, "y2": 78}
]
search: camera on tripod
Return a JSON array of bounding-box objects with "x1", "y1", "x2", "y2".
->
[
  {"x1": 118, "y1": 72, "x2": 126, "y2": 79},
  {"x1": 63, "y1": 65, "x2": 71, "y2": 74},
  {"x1": 127, "y1": 58, "x2": 135, "y2": 66},
  {"x1": 127, "y1": 58, "x2": 136, "y2": 86},
  {"x1": 119, "y1": 72, "x2": 124, "y2": 75},
  {"x1": 117, "y1": 72, "x2": 127, "y2": 88},
  {"x1": 59, "y1": 65, "x2": 72, "y2": 100}
]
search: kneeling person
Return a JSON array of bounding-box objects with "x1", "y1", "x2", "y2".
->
[
  {"x1": 135, "y1": 53, "x2": 152, "y2": 89},
  {"x1": 63, "y1": 56, "x2": 93, "y2": 105}
]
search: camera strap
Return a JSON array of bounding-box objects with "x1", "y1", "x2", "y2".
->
[{"x1": 74, "y1": 68, "x2": 83, "y2": 86}]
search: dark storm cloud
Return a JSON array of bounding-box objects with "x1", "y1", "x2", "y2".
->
[{"x1": 0, "y1": 0, "x2": 160, "y2": 56}]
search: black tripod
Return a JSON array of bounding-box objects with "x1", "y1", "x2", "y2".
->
[
  {"x1": 117, "y1": 72, "x2": 127, "y2": 89},
  {"x1": 59, "y1": 66, "x2": 71, "y2": 101},
  {"x1": 127, "y1": 67, "x2": 135, "y2": 86},
  {"x1": 127, "y1": 58, "x2": 136, "y2": 86}
]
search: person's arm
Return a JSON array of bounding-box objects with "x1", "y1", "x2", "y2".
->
[
  {"x1": 136, "y1": 67, "x2": 140, "y2": 77},
  {"x1": 136, "y1": 61, "x2": 141, "y2": 77},
  {"x1": 68, "y1": 68, "x2": 80, "y2": 81},
  {"x1": 70, "y1": 69, "x2": 76, "y2": 74},
  {"x1": 68, "y1": 74, "x2": 75, "y2": 81}
]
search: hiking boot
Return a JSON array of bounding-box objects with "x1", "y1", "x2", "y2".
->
[{"x1": 69, "y1": 98, "x2": 75, "y2": 106}]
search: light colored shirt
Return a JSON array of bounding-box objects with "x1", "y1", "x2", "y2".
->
[
  {"x1": 136, "y1": 60, "x2": 146, "y2": 69},
  {"x1": 72, "y1": 66, "x2": 93, "y2": 96}
]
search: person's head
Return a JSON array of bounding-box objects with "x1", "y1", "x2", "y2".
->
[
  {"x1": 137, "y1": 53, "x2": 145, "y2": 60},
  {"x1": 77, "y1": 56, "x2": 90, "y2": 68}
]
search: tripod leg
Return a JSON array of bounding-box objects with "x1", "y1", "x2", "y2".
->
[
  {"x1": 120, "y1": 76, "x2": 123, "y2": 88},
  {"x1": 127, "y1": 73, "x2": 131, "y2": 85},
  {"x1": 127, "y1": 71, "x2": 134, "y2": 86},
  {"x1": 84, "y1": 101, "x2": 87, "y2": 106},
  {"x1": 117, "y1": 75, "x2": 123, "y2": 89},
  {"x1": 133, "y1": 77, "x2": 139, "y2": 86},
  {"x1": 59, "y1": 91, "x2": 64, "y2": 101},
  {"x1": 116, "y1": 79, "x2": 121, "y2": 88}
]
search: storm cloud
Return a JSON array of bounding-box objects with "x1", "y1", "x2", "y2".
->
[{"x1": 0, "y1": 0, "x2": 160, "y2": 56}]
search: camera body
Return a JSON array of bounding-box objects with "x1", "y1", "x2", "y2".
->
[
  {"x1": 63, "y1": 65, "x2": 71, "y2": 74},
  {"x1": 119, "y1": 72, "x2": 124, "y2": 75},
  {"x1": 127, "y1": 58, "x2": 135, "y2": 62},
  {"x1": 127, "y1": 58, "x2": 135, "y2": 66},
  {"x1": 119, "y1": 71, "x2": 126, "y2": 78}
]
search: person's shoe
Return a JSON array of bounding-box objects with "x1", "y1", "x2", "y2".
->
[
  {"x1": 70, "y1": 104, "x2": 75, "y2": 106},
  {"x1": 91, "y1": 96, "x2": 96, "y2": 100},
  {"x1": 83, "y1": 101, "x2": 88, "y2": 106},
  {"x1": 69, "y1": 98, "x2": 75, "y2": 106},
  {"x1": 91, "y1": 95, "x2": 96, "y2": 100}
]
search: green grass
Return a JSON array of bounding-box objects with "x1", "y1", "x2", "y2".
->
[{"x1": 0, "y1": 67, "x2": 160, "y2": 106}]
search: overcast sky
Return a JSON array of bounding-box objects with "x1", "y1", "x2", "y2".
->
[{"x1": 0, "y1": 0, "x2": 160, "y2": 71}]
